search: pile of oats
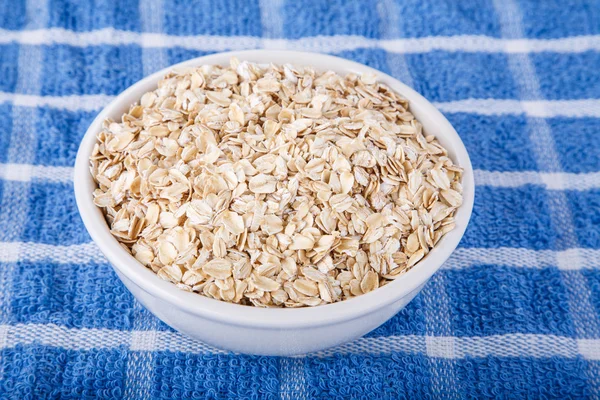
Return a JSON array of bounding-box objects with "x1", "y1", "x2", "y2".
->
[{"x1": 91, "y1": 59, "x2": 463, "y2": 307}]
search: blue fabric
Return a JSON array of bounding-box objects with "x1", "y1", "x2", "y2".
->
[
  {"x1": 40, "y1": 45, "x2": 144, "y2": 96},
  {"x1": 1, "y1": 0, "x2": 600, "y2": 398},
  {"x1": 0, "y1": 45, "x2": 20, "y2": 93},
  {"x1": 405, "y1": 53, "x2": 521, "y2": 101},
  {"x1": 47, "y1": 0, "x2": 142, "y2": 32},
  {"x1": 282, "y1": 1, "x2": 382, "y2": 39},
  {"x1": 532, "y1": 52, "x2": 600, "y2": 100},
  {"x1": 549, "y1": 117, "x2": 600, "y2": 173},
  {"x1": 518, "y1": 0, "x2": 600, "y2": 38}
]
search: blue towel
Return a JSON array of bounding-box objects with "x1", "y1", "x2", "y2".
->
[{"x1": 1, "y1": 0, "x2": 600, "y2": 398}]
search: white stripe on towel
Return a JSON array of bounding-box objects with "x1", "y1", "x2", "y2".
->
[
  {"x1": 0, "y1": 323, "x2": 598, "y2": 360},
  {"x1": 0, "y1": 28, "x2": 599, "y2": 54},
  {"x1": 2, "y1": 91, "x2": 599, "y2": 118}
]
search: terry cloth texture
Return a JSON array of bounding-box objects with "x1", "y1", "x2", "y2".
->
[{"x1": 1, "y1": 0, "x2": 600, "y2": 398}]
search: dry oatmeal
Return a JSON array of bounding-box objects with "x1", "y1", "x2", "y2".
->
[{"x1": 90, "y1": 58, "x2": 463, "y2": 307}]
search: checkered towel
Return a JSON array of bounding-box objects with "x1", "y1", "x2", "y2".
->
[{"x1": 1, "y1": 0, "x2": 600, "y2": 398}]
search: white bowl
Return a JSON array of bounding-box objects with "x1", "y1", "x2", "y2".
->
[{"x1": 74, "y1": 50, "x2": 474, "y2": 356}]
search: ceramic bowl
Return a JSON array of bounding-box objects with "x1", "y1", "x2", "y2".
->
[{"x1": 74, "y1": 50, "x2": 474, "y2": 356}]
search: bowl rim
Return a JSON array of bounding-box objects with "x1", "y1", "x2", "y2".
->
[{"x1": 74, "y1": 49, "x2": 474, "y2": 329}]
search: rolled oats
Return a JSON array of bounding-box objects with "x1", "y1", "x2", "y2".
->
[{"x1": 91, "y1": 58, "x2": 464, "y2": 307}]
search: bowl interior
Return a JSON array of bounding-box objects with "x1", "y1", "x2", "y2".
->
[{"x1": 74, "y1": 50, "x2": 474, "y2": 329}]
